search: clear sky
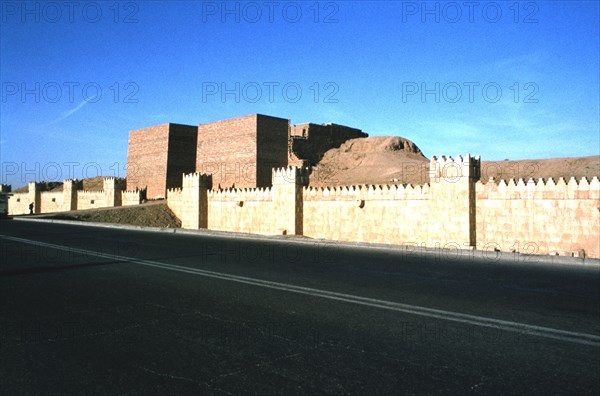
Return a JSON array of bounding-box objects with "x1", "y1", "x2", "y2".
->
[{"x1": 1, "y1": 0, "x2": 599, "y2": 187}]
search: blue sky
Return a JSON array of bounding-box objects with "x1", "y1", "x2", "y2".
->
[{"x1": 1, "y1": 0, "x2": 599, "y2": 187}]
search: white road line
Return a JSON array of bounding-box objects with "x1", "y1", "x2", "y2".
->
[{"x1": 2, "y1": 234, "x2": 599, "y2": 347}]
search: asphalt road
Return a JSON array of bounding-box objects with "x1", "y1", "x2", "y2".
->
[{"x1": 1, "y1": 219, "x2": 599, "y2": 395}]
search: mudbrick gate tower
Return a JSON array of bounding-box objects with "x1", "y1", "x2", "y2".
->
[
  {"x1": 127, "y1": 123, "x2": 198, "y2": 199},
  {"x1": 196, "y1": 114, "x2": 289, "y2": 189},
  {"x1": 126, "y1": 114, "x2": 367, "y2": 198}
]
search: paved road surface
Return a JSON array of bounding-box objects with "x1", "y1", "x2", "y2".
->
[{"x1": 1, "y1": 219, "x2": 599, "y2": 395}]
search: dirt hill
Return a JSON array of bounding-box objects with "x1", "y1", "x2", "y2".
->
[
  {"x1": 311, "y1": 136, "x2": 430, "y2": 186},
  {"x1": 40, "y1": 201, "x2": 180, "y2": 228}
]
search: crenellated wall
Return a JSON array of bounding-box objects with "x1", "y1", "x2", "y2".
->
[
  {"x1": 8, "y1": 157, "x2": 597, "y2": 258},
  {"x1": 40, "y1": 192, "x2": 65, "y2": 213},
  {"x1": 122, "y1": 188, "x2": 146, "y2": 206},
  {"x1": 8, "y1": 178, "x2": 126, "y2": 215},
  {"x1": 76, "y1": 190, "x2": 110, "y2": 210},
  {"x1": 170, "y1": 155, "x2": 599, "y2": 258},
  {"x1": 166, "y1": 187, "x2": 183, "y2": 220},
  {"x1": 476, "y1": 176, "x2": 600, "y2": 257},
  {"x1": 8, "y1": 182, "x2": 40, "y2": 215},
  {"x1": 303, "y1": 183, "x2": 431, "y2": 244},
  {"x1": 207, "y1": 187, "x2": 274, "y2": 234}
]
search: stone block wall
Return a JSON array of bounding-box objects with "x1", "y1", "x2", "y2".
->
[
  {"x1": 303, "y1": 184, "x2": 431, "y2": 244},
  {"x1": 477, "y1": 176, "x2": 600, "y2": 257},
  {"x1": 179, "y1": 173, "x2": 212, "y2": 229},
  {"x1": 8, "y1": 182, "x2": 40, "y2": 215},
  {"x1": 8, "y1": 178, "x2": 125, "y2": 215},
  {"x1": 77, "y1": 191, "x2": 110, "y2": 210},
  {"x1": 122, "y1": 188, "x2": 146, "y2": 206},
  {"x1": 40, "y1": 192, "x2": 65, "y2": 213},
  {"x1": 8, "y1": 194, "x2": 32, "y2": 215},
  {"x1": 207, "y1": 187, "x2": 274, "y2": 234},
  {"x1": 166, "y1": 188, "x2": 183, "y2": 220},
  {"x1": 171, "y1": 155, "x2": 599, "y2": 259}
]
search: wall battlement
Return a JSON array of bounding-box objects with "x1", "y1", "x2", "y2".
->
[
  {"x1": 121, "y1": 187, "x2": 146, "y2": 206},
  {"x1": 272, "y1": 166, "x2": 310, "y2": 186},
  {"x1": 429, "y1": 154, "x2": 481, "y2": 182},
  {"x1": 208, "y1": 187, "x2": 272, "y2": 201},
  {"x1": 182, "y1": 172, "x2": 213, "y2": 188},
  {"x1": 169, "y1": 155, "x2": 599, "y2": 258},
  {"x1": 78, "y1": 190, "x2": 105, "y2": 195},
  {"x1": 8, "y1": 177, "x2": 126, "y2": 215},
  {"x1": 478, "y1": 176, "x2": 600, "y2": 199},
  {"x1": 303, "y1": 183, "x2": 431, "y2": 201}
]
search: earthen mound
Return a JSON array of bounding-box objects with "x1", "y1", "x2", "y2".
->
[
  {"x1": 311, "y1": 136, "x2": 429, "y2": 186},
  {"x1": 335, "y1": 136, "x2": 424, "y2": 155},
  {"x1": 41, "y1": 201, "x2": 180, "y2": 228}
]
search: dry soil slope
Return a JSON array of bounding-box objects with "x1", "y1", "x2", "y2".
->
[
  {"x1": 312, "y1": 136, "x2": 600, "y2": 186},
  {"x1": 40, "y1": 201, "x2": 180, "y2": 228},
  {"x1": 311, "y1": 136, "x2": 430, "y2": 186}
]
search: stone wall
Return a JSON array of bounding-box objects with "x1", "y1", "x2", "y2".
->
[
  {"x1": 303, "y1": 184, "x2": 431, "y2": 244},
  {"x1": 207, "y1": 188, "x2": 274, "y2": 234},
  {"x1": 122, "y1": 188, "x2": 146, "y2": 206},
  {"x1": 477, "y1": 176, "x2": 600, "y2": 258},
  {"x1": 7, "y1": 182, "x2": 38, "y2": 215},
  {"x1": 166, "y1": 188, "x2": 183, "y2": 220},
  {"x1": 8, "y1": 178, "x2": 125, "y2": 215},
  {"x1": 171, "y1": 155, "x2": 599, "y2": 259},
  {"x1": 40, "y1": 192, "x2": 65, "y2": 213},
  {"x1": 303, "y1": 155, "x2": 479, "y2": 248},
  {"x1": 76, "y1": 191, "x2": 110, "y2": 210}
]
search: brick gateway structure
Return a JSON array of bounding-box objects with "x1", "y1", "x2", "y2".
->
[{"x1": 126, "y1": 114, "x2": 367, "y2": 199}]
